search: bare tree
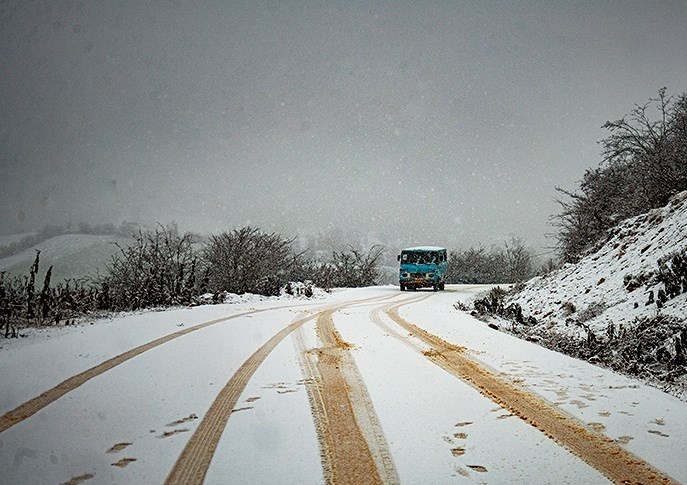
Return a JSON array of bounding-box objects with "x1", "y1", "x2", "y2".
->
[
  {"x1": 503, "y1": 238, "x2": 534, "y2": 283},
  {"x1": 448, "y1": 239, "x2": 536, "y2": 284}
]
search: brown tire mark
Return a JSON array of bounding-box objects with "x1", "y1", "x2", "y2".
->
[
  {"x1": 0, "y1": 304, "x2": 310, "y2": 434},
  {"x1": 380, "y1": 300, "x2": 680, "y2": 485},
  {"x1": 165, "y1": 294, "x2": 395, "y2": 485},
  {"x1": 295, "y1": 308, "x2": 400, "y2": 485},
  {"x1": 293, "y1": 325, "x2": 335, "y2": 481}
]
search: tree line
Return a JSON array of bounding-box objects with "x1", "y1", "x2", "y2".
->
[
  {"x1": 446, "y1": 238, "x2": 538, "y2": 284},
  {"x1": 0, "y1": 224, "x2": 383, "y2": 337},
  {"x1": 554, "y1": 88, "x2": 687, "y2": 263}
]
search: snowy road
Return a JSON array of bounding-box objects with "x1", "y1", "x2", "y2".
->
[{"x1": 1, "y1": 286, "x2": 686, "y2": 484}]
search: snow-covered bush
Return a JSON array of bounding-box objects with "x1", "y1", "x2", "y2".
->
[
  {"x1": 305, "y1": 245, "x2": 384, "y2": 290},
  {"x1": 472, "y1": 286, "x2": 533, "y2": 326},
  {"x1": 202, "y1": 226, "x2": 300, "y2": 296},
  {"x1": 657, "y1": 249, "x2": 687, "y2": 301},
  {"x1": 101, "y1": 224, "x2": 199, "y2": 310}
]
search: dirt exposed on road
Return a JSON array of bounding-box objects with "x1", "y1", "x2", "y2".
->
[
  {"x1": 383, "y1": 301, "x2": 680, "y2": 485},
  {"x1": 295, "y1": 308, "x2": 399, "y2": 485}
]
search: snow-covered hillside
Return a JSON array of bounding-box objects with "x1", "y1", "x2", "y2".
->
[
  {"x1": 501, "y1": 191, "x2": 687, "y2": 393},
  {"x1": 510, "y1": 191, "x2": 687, "y2": 331},
  {"x1": 0, "y1": 234, "x2": 133, "y2": 282}
]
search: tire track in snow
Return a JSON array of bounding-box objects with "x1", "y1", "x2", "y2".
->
[
  {"x1": 374, "y1": 298, "x2": 680, "y2": 485},
  {"x1": 295, "y1": 304, "x2": 401, "y2": 485},
  {"x1": 165, "y1": 294, "x2": 396, "y2": 485},
  {"x1": 0, "y1": 303, "x2": 309, "y2": 434}
]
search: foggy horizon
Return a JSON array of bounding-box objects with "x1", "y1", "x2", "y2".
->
[{"x1": 1, "y1": 1, "x2": 686, "y2": 251}]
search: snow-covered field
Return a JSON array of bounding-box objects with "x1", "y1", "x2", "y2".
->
[{"x1": 1, "y1": 285, "x2": 686, "y2": 484}]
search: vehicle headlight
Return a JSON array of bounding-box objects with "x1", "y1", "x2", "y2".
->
[
  {"x1": 426, "y1": 273, "x2": 435, "y2": 278},
  {"x1": 401, "y1": 272, "x2": 409, "y2": 278}
]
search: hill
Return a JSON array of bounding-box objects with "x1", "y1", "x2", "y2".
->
[
  {"x1": 0, "y1": 234, "x2": 133, "y2": 283},
  {"x1": 495, "y1": 191, "x2": 687, "y2": 395}
]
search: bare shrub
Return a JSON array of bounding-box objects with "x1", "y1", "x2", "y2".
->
[
  {"x1": 308, "y1": 245, "x2": 384, "y2": 290},
  {"x1": 576, "y1": 301, "x2": 607, "y2": 323},
  {"x1": 448, "y1": 238, "x2": 536, "y2": 284},
  {"x1": 202, "y1": 226, "x2": 300, "y2": 296},
  {"x1": 1, "y1": 254, "x2": 104, "y2": 336},
  {"x1": 657, "y1": 249, "x2": 687, "y2": 300},
  {"x1": 102, "y1": 224, "x2": 199, "y2": 310}
]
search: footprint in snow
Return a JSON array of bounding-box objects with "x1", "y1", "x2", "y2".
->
[
  {"x1": 158, "y1": 428, "x2": 189, "y2": 438},
  {"x1": 231, "y1": 406, "x2": 254, "y2": 413},
  {"x1": 451, "y1": 447, "x2": 466, "y2": 456},
  {"x1": 107, "y1": 442, "x2": 132, "y2": 453},
  {"x1": 167, "y1": 413, "x2": 198, "y2": 427},
  {"x1": 588, "y1": 422, "x2": 606, "y2": 432},
  {"x1": 111, "y1": 457, "x2": 137, "y2": 468},
  {"x1": 59, "y1": 473, "x2": 94, "y2": 485},
  {"x1": 570, "y1": 399, "x2": 589, "y2": 409}
]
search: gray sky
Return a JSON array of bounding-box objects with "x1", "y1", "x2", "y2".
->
[{"x1": 1, "y1": 1, "x2": 686, "y2": 250}]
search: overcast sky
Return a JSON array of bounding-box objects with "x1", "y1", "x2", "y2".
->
[{"x1": 1, "y1": 1, "x2": 686, "y2": 250}]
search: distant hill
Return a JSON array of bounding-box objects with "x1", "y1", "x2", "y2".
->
[
  {"x1": 0, "y1": 234, "x2": 134, "y2": 283},
  {"x1": 0, "y1": 233, "x2": 36, "y2": 247}
]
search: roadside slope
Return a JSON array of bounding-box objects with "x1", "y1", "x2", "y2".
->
[
  {"x1": 509, "y1": 190, "x2": 687, "y2": 332},
  {"x1": 501, "y1": 191, "x2": 687, "y2": 392}
]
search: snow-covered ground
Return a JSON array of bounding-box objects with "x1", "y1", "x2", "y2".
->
[
  {"x1": 494, "y1": 191, "x2": 687, "y2": 397},
  {"x1": 508, "y1": 191, "x2": 687, "y2": 334},
  {"x1": 2, "y1": 286, "x2": 686, "y2": 484}
]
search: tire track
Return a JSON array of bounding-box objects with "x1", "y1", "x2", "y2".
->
[
  {"x1": 0, "y1": 303, "x2": 310, "y2": 434},
  {"x1": 374, "y1": 299, "x2": 680, "y2": 485},
  {"x1": 165, "y1": 294, "x2": 396, "y2": 485},
  {"x1": 293, "y1": 325, "x2": 334, "y2": 482},
  {"x1": 295, "y1": 306, "x2": 400, "y2": 485}
]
